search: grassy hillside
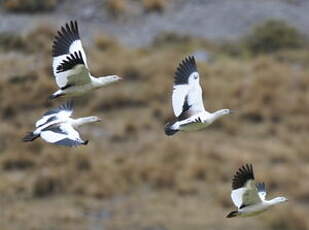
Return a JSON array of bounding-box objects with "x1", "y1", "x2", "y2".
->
[{"x1": 0, "y1": 22, "x2": 309, "y2": 230}]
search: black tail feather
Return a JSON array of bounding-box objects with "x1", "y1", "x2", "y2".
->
[
  {"x1": 164, "y1": 122, "x2": 178, "y2": 136},
  {"x1": 226, "y1": 210, "x2": 238, "y2": 218},
  {"x1": 23, "y1": 132, "x2": 39, "y2": 142}
]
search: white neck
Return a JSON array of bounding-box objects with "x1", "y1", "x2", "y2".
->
[
  {"x1": 71, "y1": 117, "x2": 97, "y2": 128},
  {"x1": 91, "y1": 75, "x2": 118, "y2": 87},
  {"x1": 208, "y1": 109, "x2": 229, "y2": 123},
  {"x1": 265, "y1": 197, "x2": 285, "y2": 206}
]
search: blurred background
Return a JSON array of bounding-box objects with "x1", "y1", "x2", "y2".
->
[{"x1": 1, "y1": 0, "x2": 309, "y2": 229}]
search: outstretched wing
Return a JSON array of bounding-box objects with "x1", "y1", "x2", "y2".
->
[
  {"x1": 52, "y1": 21, "x2": 91, "y2": 89},
  {"x1": 231, "y1": 164, "x2": 262, "y2": 209},
  {"x1": 172, "y1": 56, "x2": 205, "y2": 119},
  {"x1": 35, "y1": 101, "x2": 73, "y2": 127},
  {"x1": 40, "y1": 123, "x2": 85, "y2": 147},
  {"x1": 256, "y1": 182, "x2": 267, "y2": 200}
]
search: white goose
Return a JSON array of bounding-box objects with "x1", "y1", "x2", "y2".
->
[
  {"x1": 23, "y1": 101, "x2": 101, "y2": 147},
  {"x1": 165, "y1": 56, "x2": 232, "y2": 136},
  {"x1": 227, "y1": 164, "x2": 288, "y2": 218},
  {"x1": 49, "y1": 20, "x2": 121, "y2": 99}
]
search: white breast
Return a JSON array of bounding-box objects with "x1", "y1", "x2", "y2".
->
[
  {"x1": 239, "y1": 203, "x2": 269, "y2": 217},
  {"x1": 62, "y1": 83, "x2": 94, "y2": 96}
]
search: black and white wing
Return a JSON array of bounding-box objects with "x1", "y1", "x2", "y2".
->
[
  {"x1": 231, "y1": 164, "x2": 262, "y2": 209},
  {"x1": 35, "y1": 101, "x2": 73, "y2": 128},
  {"x1": 40, "y1": 123, "x2": 86, "y2": 147},
  {"x1": 172, "y1": 56, "x2": 205, "y2": 120},
  {"x1": 256, "y1": 182, "x2": 267, "y2": 200},
  {"x1": 52, "y1": 21, "x2": 91, "y2": 89}
]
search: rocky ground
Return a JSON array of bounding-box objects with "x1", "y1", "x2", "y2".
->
[{"x1": 1, "y1": 0, "x2": 309, "y2": 47}]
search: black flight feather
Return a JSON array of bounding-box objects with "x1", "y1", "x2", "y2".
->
[
  {"x1": 52, "y1": 20, "x2": 80, "y2": 57},
  {"x1": 232, "y1": 164, "x2": 255, "y2": 190},
  {"x1": 174, "y1": 56, "x2": 197, "y2": 85},
  {"x1": 56, "y1": 51, "x2": 85, "y2": 73}
]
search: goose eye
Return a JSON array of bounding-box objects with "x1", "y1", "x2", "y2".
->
[{"x1": 194, "y1": 74, "x2": 198, "y2": 79}]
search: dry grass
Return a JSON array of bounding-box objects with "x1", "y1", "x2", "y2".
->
[
  {"x1": 106, "y1": 0, "x2": 128, "y2": 17},
  {"x1": 2, "y1": 0, "x2": 59, "y2": 12},
  {"x1": 1, "y1": 24, "x2": 309, "y2": 229},
  {"x1": 104, "y1": 0, "x2": 171, "y2": 16}
]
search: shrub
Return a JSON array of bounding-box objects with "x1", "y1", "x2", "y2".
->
[
  {"x1": 143, "y1": 0, "x2": 169, "y2": 12},
  {"x1": 243, "y1": 19, "x2": 306, "y2": 55}
]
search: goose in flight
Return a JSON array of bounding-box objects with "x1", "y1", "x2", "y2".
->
[
  {"x1": 49, "y1": 20, "x2": 121, "y2": 99},
  {"x1": 23, "y1": 101, "x2": 101, "y2": 147},
  {"x1": 164, "y1": 56, "x2": 232, "y2": 136},
  {"x1": 227, "y1": 164, "x2": 288, "y2": 218}
]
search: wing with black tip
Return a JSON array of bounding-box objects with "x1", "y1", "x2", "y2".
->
[
  {"x1": 172, "y1": 56, "x2": 205, "y2": 118},
  {"x1": 52, "y1": 21, "x2": 90, "y2": 89}
]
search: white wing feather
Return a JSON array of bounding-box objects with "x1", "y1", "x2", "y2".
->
[
  {"x1": 259, "y1": 191, "x2": 266, "y2": 200},
  {"x1": 187, "y1": 82, "x2": 205, "y2": 114},
  {"x1": 172, "y1": 85, "x2": 188, "y2": 117},
  {"x1": 231, "y1": 187, "x2": 246, "y2": 208},
  {"x1": 40, "y1": 124, "x2": 83, "y2": 147},
  {"x1": 231, "y1": 180, "x2": 262, "y2": 208},
  {"x1": 40, "y1": 129, "x2": 65, "y2": 143}
]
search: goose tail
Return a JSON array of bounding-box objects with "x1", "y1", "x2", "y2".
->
[
  {"x1": 226, "y1": 210, "x2": 239, "y2": 218},
  {"x1": 164, "y1": 122, "x2": 179, "y2": 136},
  {"x1": 23, "y1": 132, "x2": 39, "y2": 142}
]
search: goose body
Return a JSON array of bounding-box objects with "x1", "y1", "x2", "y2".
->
[
  {"x1": 49, "y1": 21, "x2": 121, "y2": 99},
  {"x1": 23, "y1": 101, "x2": 101, "y2": 147},
  {"x1": 165, "y1": 56, "x2": 232, "y2": 136},
  {"x1": 227, "y1": 164, "x2": 288, "y2": 218}
]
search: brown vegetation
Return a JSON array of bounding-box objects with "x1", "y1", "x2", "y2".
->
[
  {"x1": 2, "y1": 0, "x2": 59, "y2": 12},
  {"x1": 1, "y1": 22, "x2": 309, "y2": 229},
  {"x1": 106, "y1": 0, "x2": 128, "y2": 17},
  {"x1": 105, "y1": 0, "x2": 171, "y2": 16},
  {"x1": 243, "y1": 20, "x2": 306, "y2": 55},
  {"x1": 221, "y1": 19, "x2": 307, "y2": 57},
  {"x1": 142, "y1": 0, "x2": 169, "y2": 12}
]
